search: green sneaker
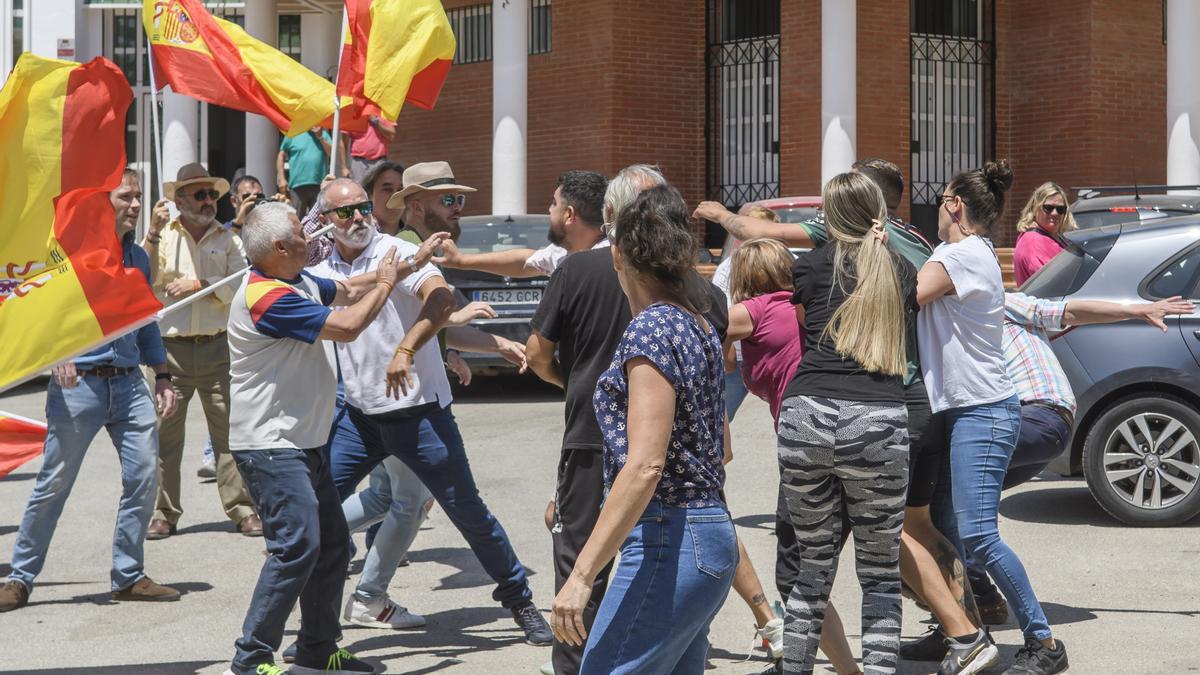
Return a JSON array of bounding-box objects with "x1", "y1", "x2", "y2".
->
[
  {"x1": 257, "y1": 665, "x2": 287, "y2": 675},
  {"x1": 290, "y1": 646, "x2": 378, "y2": 674}
]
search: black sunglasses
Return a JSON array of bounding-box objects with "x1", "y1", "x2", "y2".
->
[
  {"x1": 323, "y1": 201, "x2": 374, "y2": 220},
  {"x1": 1041, "y1": 204, "x2": 1067, "y2": 216},
  {"x1": 192, "y1": 188, "x2": 220, "y2": 202},
  {"x1": 937, "y1": 193, "x2": 958, "y2": 207}
]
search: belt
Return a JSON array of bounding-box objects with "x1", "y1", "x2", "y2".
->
[
  {"x1": 1026, "y1": 401, "x2": 1074, "y2": 427},
  {"x1": 78, "y1": 366, "x2": 134, "y2": 378},
  {"x1": 164, "y1": 331, "x2": 226, "y2": 344}
]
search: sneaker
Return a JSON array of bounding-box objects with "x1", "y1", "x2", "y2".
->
[
  {"x1": 978, "y1": 595, "x2": 1010, "y2": 626},
  {"x1": 755, "y1": 618, "x2": 784, "y2": 660},
  {"x1": 343, "y1": 594, "x2": 426, "y2": 629},
  {"x1": 221, "y1": 666, "x2": 287, "y2": 675},
  {"x1": 938, "y1": 629, "x2": 1000, "y2": 675},
  {"x1": 538, "y1": 661, "x2": 554, "y2": 675},
  {"x1": 0, "y1": 580, "x2": 29, "y2": 612},
  {"x1": 197, "y1": 457, "x2": 217, "y2": 479},
  {"x1": 1002, "y1": 638, "x2": 1068, "y2": 674},
  {"x1": 282, "y1": 641, "x2": 297, "y2": 664},
  {"x1": 512, "y1": 602, "x2": 553, "y2": 646},
  {"x1": 112, "y1": 577, "x2": 180, "y2": 602},
  {"x1": 290, "y1": 647, "x2": 377, "y2": 674},
  {"x1": 900, "y1": 624, "x2": 947, "y2": 661}
]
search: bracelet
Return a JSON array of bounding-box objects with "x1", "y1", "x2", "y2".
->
[
  {"x1": 146, "y1": 235, "x2": 161, "y2": 244},
  {"x1": 378, "y1": 280, "x2": 395, "y2": 294},
  {"x1": 154, "y1": 372, "x2": 173, "y2": 382},
  {"x1": 193, "y1": 279, "x2": 202, "y2": 292},
  {"x1": 395, "y1": 345, "x2": 416, "y2": 358}
]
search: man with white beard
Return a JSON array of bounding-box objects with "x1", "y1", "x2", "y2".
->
[{"x1": 142, "y1": 163, "x2": 260, "y2": 540}]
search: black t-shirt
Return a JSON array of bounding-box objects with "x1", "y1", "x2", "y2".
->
[
  {"x1": 531, "y1": 247, "x2": 728, "y2": 452},
  {"x1": 783, "y1": 243, "x2": 918, "y2": 404}
]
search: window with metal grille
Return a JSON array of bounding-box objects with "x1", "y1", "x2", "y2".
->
[
  {"x1": 278, "y1": 14, "x2": 301, "y2": 61},
  {"x1": 448, "y1": 2, "x2": 552, "y2": 63},
  {"x1": 530, "y1": 0, "x2": 552, "y2": 55},
  {"x1": 12, "y1": 0, "x2": 23, "y2": 65}
]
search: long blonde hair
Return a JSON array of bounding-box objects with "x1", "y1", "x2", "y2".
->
[
  {"x1": 1016, "y1": 181, "x2": 1076, "y2": 234},
  {"x1": 729, "y1": 238, "x2": 793, "y2": 304},
  {"x1": 820, "y1": 173, "x2": 907, "y2": 377}
]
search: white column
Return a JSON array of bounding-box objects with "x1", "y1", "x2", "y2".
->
[
  {"x1": 1168, "y1": 0, "x2": 1200, "y2": 193},
  {"x1": 820, "y1": 0, "x2": 856, "y2": 186},
  {"x1": 492, "y1": 0, "x2": 527, "y2": 215},
  {"x1": 162, "y1": 88, "x2": 199, "y2": 182},
  {"x1": 244, "y1": 0, "x2": 279, "y2": 190},
  {"x1": 301, "y1": 11, "x2": 340, "y2": 81}
]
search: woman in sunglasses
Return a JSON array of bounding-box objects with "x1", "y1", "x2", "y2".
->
[{"x1": 1012, "y1": 182, "x2": 1077, "y2": 285}]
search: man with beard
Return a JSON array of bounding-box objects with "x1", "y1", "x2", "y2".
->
[{"x1": 142, "y1": 163, "x2": 260, "y2": 540}]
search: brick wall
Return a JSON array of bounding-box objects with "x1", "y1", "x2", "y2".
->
[
  {"x1": 779, "y1": 0, "x2": 822, "y2": 198},
  {"x1": 856, "y1": 0, "x2": 911, "y2": 221}
]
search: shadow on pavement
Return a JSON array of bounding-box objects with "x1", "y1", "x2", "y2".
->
[
  {"x1": 0, "y1": 376, "x2": 46, "y2": 400},
  {"x1": 405, "y1": 546, "x2": 539, "y2": 592},
  {"x1": 17, "y1": 661, "x2": 223, "y2": 673},
  {"x1": 1, "y1": 471, "x2": 36, "y2": 482},
  {"x1": 733, "y1": 513, "x2": 775, "y2": 532},
  {"x1": 338, "y1": 605, "x2": 526, "y2": 668},
  {"x1": 174, "y1": 521, "x2": 241, "y2": 536},
  {"x1": 0, "y1": 525, "x2": 17, "y2": 536},
  {"x1": 27, "y1": 581, "x2": 213, "y2": 608},
  {"x1": 999, "y1": 481, "x2": 1200, "y2": 528}
]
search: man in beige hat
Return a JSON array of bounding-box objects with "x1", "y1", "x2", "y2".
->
[
  {"x1": 386, "y1": 161, "x2": 476, "y2": 243},
  {"x1": 142, "y1": 162, "x2": 261, "y2": 540}
]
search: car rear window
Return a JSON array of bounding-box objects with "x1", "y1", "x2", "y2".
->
[
  {"x1": 1072, "y1": 208, "x2": 1144, "y2": 230},
  {"x1": 456, "y1": 218, "x2": 550, "y2": 255},
  {"x1": 1021, "y1": 229, "x2": 1119, "y2": 297},
  {"x1": 775, "y1": 207, "x2": 820, "y2": 224}
]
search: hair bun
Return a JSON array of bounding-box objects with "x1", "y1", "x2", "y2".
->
[{"x1": 983, "y1": 159, "x2": 1014, "y2": 194}]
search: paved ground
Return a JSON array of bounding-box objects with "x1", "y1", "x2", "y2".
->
[{"x1": 1, "y1": 374, "x2": 1197, "y2": 674}]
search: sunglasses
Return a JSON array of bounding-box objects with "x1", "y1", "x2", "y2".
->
[
  {"x1": 937, "y1": 193, "x2": 958, "y2": 207},
  {"x1": 1041, "y1": 204, "x2": 1068, "y2": 216},
  {"x1": 439, "y1": 194, "x2": 467, "y2": 209},
  {"x1": 323, "y1": 201, "x2": 374, "y2": 220},
  {"x1": 192, "y1": 188, "x2": 220, "y2": 202}
]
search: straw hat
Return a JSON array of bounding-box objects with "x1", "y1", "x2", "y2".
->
[
  {"x1": 164, "y1": 162, "x2": 230, "y2": 201},
  {"x1": 385, "y1": 161, "x2": 476, "y2": 209}
]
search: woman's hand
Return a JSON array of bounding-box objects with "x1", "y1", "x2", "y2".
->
[{"x1": 550, "y1": 571, "x2": 593, "y2": 647}]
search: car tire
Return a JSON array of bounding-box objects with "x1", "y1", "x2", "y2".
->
[{"x1": 1082, "y1": 394, "x2": 1200, "y2": 526}]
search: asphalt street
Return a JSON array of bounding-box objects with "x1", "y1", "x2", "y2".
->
[{"x1": 0, "y1": 374, "x2": 1197, "y2": 674}]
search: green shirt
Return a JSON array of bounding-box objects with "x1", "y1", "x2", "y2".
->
[
  {"x1": 798, "y1": 214, "x2": 935, "y2": 386},
  {"x1": 279, "y1": 131, "x2": 331, "y2": 189},
  {"x1": 396, "y1": 228, "x2": 422, "y2": 245}
]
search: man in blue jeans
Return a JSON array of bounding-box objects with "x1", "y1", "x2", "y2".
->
[
  {"x1": 223, "y1": 202, "x2": 402, "y2": 675},
  {"x1": 0, "y1": 168, "x2": 181, "y2": 612}
]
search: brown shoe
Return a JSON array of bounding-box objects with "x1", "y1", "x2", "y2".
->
[
  {"x1": 112, "y1": 577, "x2": 180, "y2": 602},
  {"x1": 0, "y1": 580, "x2": 29, "y2": 612},
  {"x1": 978, "y1": 595, "x2": 1009, "y2": 625},
  {"x1": 238, "y1": 514, "x2": 263, "y2": 537},
  {"x1": 146, "y1": 518, "x2": 176, "y2": 540}
]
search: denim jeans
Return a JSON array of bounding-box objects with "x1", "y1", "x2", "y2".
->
[
  {"x1": 724, "y1": 362, "x2": 750, "y2": 421},
  {"x1": 945, "y1": 395, "x2": 1052, "y2": 641},
  {"x1": 580, "y1": 501, "x2": 737, "y2": 675},
  {"x1": 329, "y1": 402, "x2": 533, "y2": 609},
  {"x1": 230, "y1": 447, "x2": 350, "y2": 673},
  {"x1": 341, "y1": 456, "x2": 431, "y2": 603},
  {"x1": 7, "y1": 371, "x2": 158, "y2": 593}
]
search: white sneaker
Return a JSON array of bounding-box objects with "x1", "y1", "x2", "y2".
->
[
  {"x1": 196, "y1": 458, "x2": 216, "y2": 479},
  {"x1": 538, "y1": 661, "x2": 555, "y2": 675},
  {"x1": 343, "y1": 594, "x2": 426, "y2": 629},
  {"x1": 756, "y1": 618, "x2": 784, "y2": 660}
]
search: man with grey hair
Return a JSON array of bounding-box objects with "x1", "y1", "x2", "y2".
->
[{"x1": 223, "y1": 201, "x2": 401, "y2": 675}]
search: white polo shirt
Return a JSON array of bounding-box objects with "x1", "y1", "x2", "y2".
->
[
  {"x1": 309, "y1": 232, "x2": 453, "y2": 415},
  {"x1": 523, "y1": 238, "x2": 610, "y2": 276}
]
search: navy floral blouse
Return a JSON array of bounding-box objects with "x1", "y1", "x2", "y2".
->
[{"x1": 593, "y1": 303, "x2": 727, "y2": 508}]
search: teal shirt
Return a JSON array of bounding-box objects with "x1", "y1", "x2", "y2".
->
[
  {"x1": 799, "y1": 214, "x2": 935, "y2": 386},
  {"x1": 279, "y1": 131, "x2": 331, "y2": 189}
]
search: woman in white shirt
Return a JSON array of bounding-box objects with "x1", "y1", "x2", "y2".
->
[{"x1": 916, "y1": 160, "x2": 1067, "y2": 675}]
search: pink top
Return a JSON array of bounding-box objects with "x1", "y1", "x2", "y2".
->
[
  {"x1": 1013, "y1": 228, "x2": 1065, "y2": 286},
  {"x1": 349, "y1": 121, "x2": 393, "y2": 161},
  {"x1": 739, "y1": 291, "x2": 805, "y2": 424}
]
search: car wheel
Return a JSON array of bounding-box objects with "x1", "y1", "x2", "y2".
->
[{"x1": 1082, "y1": 394, "x2": 1200, "y2": 526}]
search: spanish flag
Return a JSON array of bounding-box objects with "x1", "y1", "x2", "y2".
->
[
  {"x1": 0, "y1": 412, "x2": 46, "y2": 479},
  {"x1": 0, "y1": 55, "x2": 161, "y2": 392},
  {"x1": 144, "y1": 0, "x2": 338, "y2": 136},
  {"x1": 337, "y1": 0, "x2": 457, "y2": 122}
]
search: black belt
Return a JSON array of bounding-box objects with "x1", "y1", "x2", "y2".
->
[
  {"x1": 1026, "y1": 401, "x2": 1074, "y2": 427},
  {"x1": 78, "y1": 366, "x2": 135, "y2": 378}
]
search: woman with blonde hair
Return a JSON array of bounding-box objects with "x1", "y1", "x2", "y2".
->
[
  {"x1": 1012, "y1": 182, "x2": 1076, "y2": 284},
  {"x1": 776, "y1": 172, "x2": 916, "y2": 674}
]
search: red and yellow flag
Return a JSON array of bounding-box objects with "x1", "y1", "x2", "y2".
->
[
  {"x1": 337, "y1": 0, "x2": 457, "y2": 122},
  {"x1": 0, "y1": 412, "x2": 46, "y2": 479},
  {"x1": 144, "y1": 0, "x2": 339, "y2": 136},
  {"x1": 0, "y1": 55, "x2": 161, "y2": 392}
]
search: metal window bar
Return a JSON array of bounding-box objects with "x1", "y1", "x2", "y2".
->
[
  {"x1": 278, "y1": 14, "x2": 301, "y2": 61},
  {"x1": 909, "y1": 0, "x2": 995, "y2": 235},
  {"x1": 529, "y1": 0, "x2": 551, "y2": 55},
  {"x1": 447, "y1": 4, "x2": 491, "y2": 64}
]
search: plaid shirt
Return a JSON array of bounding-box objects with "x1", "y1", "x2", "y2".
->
[{"x1": 1003, "y1": 292, "x2": 1076, "y2": 415}]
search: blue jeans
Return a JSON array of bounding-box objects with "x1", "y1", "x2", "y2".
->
[
  {"x1": 724, "y1": 362, "x2": 750, "y2": 421},
  {"x1": 7, "y1": 371, "x2": 158, "y2": 592},
  {"x1": 329, "y1": 402, "x2": 532, "y2": 609},
  {"x1": 230, "y1": 447, "x2": 350, "y2": 673},
  {"x1": 581, "y1": 501, "x2": 737, "y2": 674},
  {"x1": 342, "y1": 456, "x2": 431, "y2": 603},
  {"x1": 946, "y1": 395, "x2": 1052, "y2": 641}
]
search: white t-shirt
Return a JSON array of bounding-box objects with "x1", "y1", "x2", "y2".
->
[
  {"x1": 918, "y1": 235, "x2": 1015, "y2": 413},
  {"x1": 227, "y1": 269, "x2": 338, "y2": 451},
  {"x1": 309, "y1": 233, "x2": 452, "y2": 415},
  {"x1": 710, "y1": 257, "x2": 742, "y2": 361},
  {"x1": 524, "y1": 238, "x2": 610, "y2": 276}
]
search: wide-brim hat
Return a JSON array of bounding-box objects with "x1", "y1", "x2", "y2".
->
[
  {"x1": 164, "y1": 162, "x2": 230, "y2": 201},
  {"x1": 386, "y1": 161, "x2": 476, "y2": 209}
]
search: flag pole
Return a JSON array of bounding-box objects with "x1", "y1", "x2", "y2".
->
[
  {"x1": 329, "y1": 6, "x2": 349, "y2": 177},
  {"x1": 144, "y1": 29, "x2": 166, "y2": 203}
]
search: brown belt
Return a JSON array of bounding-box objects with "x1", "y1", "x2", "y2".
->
[
  {"x1": 164, "y1": 331, "x2": 226, "y2": 344},
  {"x1": 1028, "y1": 401, "x2": 1074, "y2": 427},
  {"x1": 78, "y1": 366, "x2": 134, "y2": 378}
]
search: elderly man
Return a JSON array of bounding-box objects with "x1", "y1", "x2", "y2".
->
[
  {"x1": 316, "y1": 177, "x2": 553, "y2": 645},
  {"x1": 223, "y1": 201, "x2": 399, "y2": 675},
  {"x1": 1, "y1": 168, "x2": 180, "y2": 612},
  {"x1": 142, "y1": 163, "x2": 259, "y2": 539}
]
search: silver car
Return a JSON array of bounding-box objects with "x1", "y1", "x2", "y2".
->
[{"x1": 1024, "y1": 215, "x2": 1200, "y2": 526}]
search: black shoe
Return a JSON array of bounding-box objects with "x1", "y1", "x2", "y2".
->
[
  {"x1": 512, "y1": 602, "x2": 552, "y2": 646},
  {"x1": 1002, "y1": 638, "x2": 1068, "y2": 674},
  {"x1": 290, "y1": 647, "x2": 377, "y2": 674},
  {"x1": 282, "y1": 641, "x2": 297, "y2": 664},
  {"x1": 938, "y1": 629, "x2": 1000, "y2": 674},
  {"x1": 900, "y1": 624, "x2": 947, "y2": 662}
]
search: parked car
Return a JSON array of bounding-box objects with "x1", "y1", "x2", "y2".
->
[
  {"x1": 439, "y1": 214, "x2": 551, "y2": 375},
  {"x1": 1070, "y1": 185, "x2": 1200, "y2": 230},
  {"x1": 1024, "y1": 215, "x2": 1200, "y2": 525},
  {"x1": 717, "y1": 195, "x2": 822, "y2": 261}
]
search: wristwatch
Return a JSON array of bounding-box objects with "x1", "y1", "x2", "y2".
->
[
  {"x1": 403, "y1": 254, "x2": 418, "y2": 273},
  {"x1": 155, "y1": 372, "x2": 173, "y2": 382}
]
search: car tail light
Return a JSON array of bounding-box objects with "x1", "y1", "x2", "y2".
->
[{"x1": 1109, "y1": 207, "x2": 1139, "y2": 213}]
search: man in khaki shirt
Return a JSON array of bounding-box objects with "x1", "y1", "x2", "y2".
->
[{"x1": 142, "y1": 163, "x2": 259, "y2": 539}]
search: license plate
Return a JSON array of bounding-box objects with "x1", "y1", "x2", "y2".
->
[{"x1": 472, "y1": 288, "x2": 543, "y2": 304}]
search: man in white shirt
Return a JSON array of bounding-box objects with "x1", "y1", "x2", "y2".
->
[{"x1": 311, "y1": 179, "x2": 553, "y2": 646}]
